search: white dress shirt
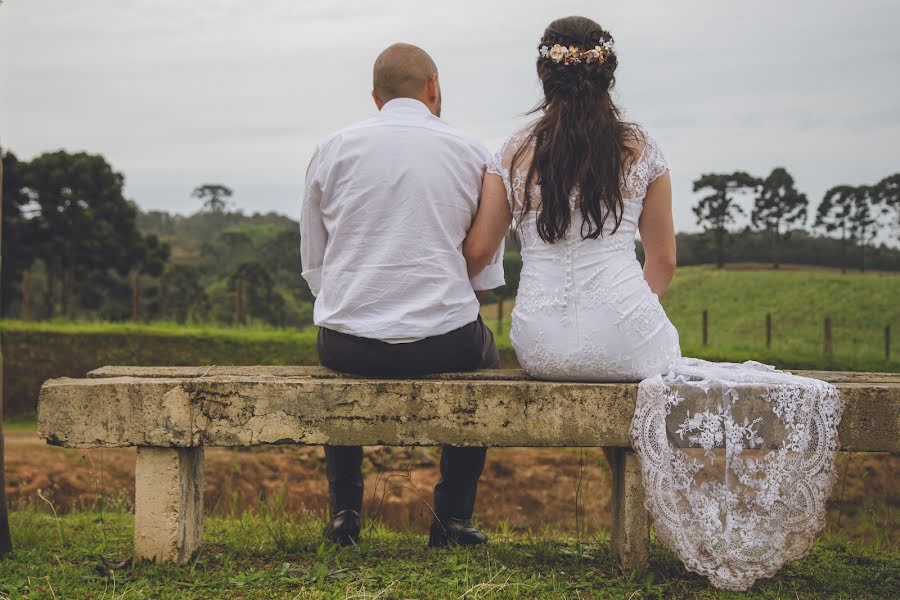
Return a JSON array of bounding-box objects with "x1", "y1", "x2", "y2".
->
[{"x1": 301, "y1": 98, "x2": 504, "y2": 342}]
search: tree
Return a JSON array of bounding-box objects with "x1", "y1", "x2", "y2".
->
[
  {"x1": 751, "y1": 167, "x2": 808, "y2": 268},
  {"x1": 815, "y1": 186, "x2": 859, "y2": 273},
  {"x1": 161, "y1": 265, "x2": 209, "y2": 323},
  {"x1": 229, "y1": 262, "x2": 286, "y2": 326},
  {"x1": 846, "y1": 186, "x2": 879, "y2": 272},
  {"x1": 875, "y1": 173, "x2": 899, "y2": 240},
  {"x1": 25, "y1": 152, "x2": 141, "y2": 316},
  {"x1": 24, "y1": 151, "x2": 166, "y2": 318},
  {"x1": 692, "y1": 172, "x2": 759, "y2": 268},
  {"x1": 192, "y1": 184, "x2": 233, "y2": 213},
  {"x1": 1, "y1": 144, "x2": 13, "y2": 558},
  {"x1": 1, "y1": 151, "x2": 38, "y2": 316}
]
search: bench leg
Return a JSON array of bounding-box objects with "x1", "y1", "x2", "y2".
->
[
  {"x1": 606, "y1": 447, "x2": 649, "y2": 570},
  {"x1": 134, "y1": 447, "x2": 204, "y2": 563}
]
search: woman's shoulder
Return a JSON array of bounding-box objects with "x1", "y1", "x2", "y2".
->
[
  {"x1": 623, "y1": 124, "x2": 669, "y2": 192},
  {"x1": 494, "y1": 123, "x2": 537, "y2": 157},
  {"x1": 623, "y1": 124, "x2": 661, "y2": 157},
  {"x1": 487, "y1": 124, "x2": 537, "y2": 179}
]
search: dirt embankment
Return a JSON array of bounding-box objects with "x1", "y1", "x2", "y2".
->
[{"x1": 5, "y1": 430, "x2": 896, "y2": 544}]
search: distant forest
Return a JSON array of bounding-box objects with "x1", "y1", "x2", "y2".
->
[{"x1": 2, "y1": 150, "x2": 898, "y2": 327}]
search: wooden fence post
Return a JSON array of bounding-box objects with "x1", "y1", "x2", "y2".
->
[
  {"x1": 132, "y1": 273, "x2": 141, "y2": 323},
  {"x1": 886, "y1": 325, "x2": 892, "y2": 361},
  {"x1": 765, "y1": 313, "x2": 772, "y2": 349},
  {"x1": 824, "y1": 317, "x2": 833, "y2": 356},
  {"x1": 702, "y1": 310, "x2": 708, "y2": 346},
  {"x1": 497, "y1": 293, "x2": 504, "y2": 335},
  {"x1": 235, "y1": 279, "x2": 244, "y2": 326}
]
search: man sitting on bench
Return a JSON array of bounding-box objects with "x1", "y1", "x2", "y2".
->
[{"x1": 300, "y1": 43, "x2": 504, "y2": 547}]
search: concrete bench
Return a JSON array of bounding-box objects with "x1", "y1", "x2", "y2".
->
[{"x1": 38, "y1": 366, "x2": 900, "y2": 568}]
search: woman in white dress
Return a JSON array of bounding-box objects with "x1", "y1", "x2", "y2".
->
[{"x1": 463, "y1": 16, "x2": 843, "y2": 591}]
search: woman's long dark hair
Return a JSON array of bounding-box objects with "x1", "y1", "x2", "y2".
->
[{"x1": 513, "y1": 16, "x2": 639, "y2": 243}]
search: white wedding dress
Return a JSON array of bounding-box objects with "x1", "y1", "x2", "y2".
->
[{"x1": 487, "y1": 127, "x2": 844, "y2": 591}]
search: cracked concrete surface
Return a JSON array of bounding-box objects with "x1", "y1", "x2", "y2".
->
[{"x1": 39, "y1": 369, "x2": 900, "y2": 451}]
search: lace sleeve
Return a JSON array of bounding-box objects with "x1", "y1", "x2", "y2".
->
[
  {"x1": 486, "y1": 129, "x2": 534, "y2": 214},
  {"x1": 486, "y1": 147, "x2": 513, "y2": 205},
  {"x1": 642, "y1": 133, "x2": 668, "y2": 183}
]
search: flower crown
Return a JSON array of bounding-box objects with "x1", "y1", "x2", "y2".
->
[{"x1": 539, "y1": 37, "x2": 614, "y2": 66}]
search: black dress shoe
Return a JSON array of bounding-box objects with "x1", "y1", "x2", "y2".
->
[
  {"x1": 428, "y1": 517, "x2": 488, "y2": 548},
  {"x1": 324, "y1": 509, "x2": 361, "y2": 546}
]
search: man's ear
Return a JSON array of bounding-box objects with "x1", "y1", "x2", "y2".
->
[
  {"x1": 372, "y1": 89, "x2": 384, "y2": 110},
  {"x1": 426, "y1": 74, "x2": 439, "y2": 102}
]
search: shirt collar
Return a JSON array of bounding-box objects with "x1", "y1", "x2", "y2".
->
[{"x1": 380, "y1": 97, "x2": 432, "y2": 116}]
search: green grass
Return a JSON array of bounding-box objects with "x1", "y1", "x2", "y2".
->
[
  {"x1": 0, "y1": 419, "x2": 36, "y2": 433},
  {"x1": 1, "y1": 510, "x2": 897, "y2": 599},
  {"x1": 663, "y1": 266, "x2": 899, "y2": 372},
  {"x1": 0, "y1": 319, "x2": 318, "y2": 345}
]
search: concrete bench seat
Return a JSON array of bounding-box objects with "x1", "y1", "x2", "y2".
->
[{"x1": 38, "y1": 366, "x2": 900, "y2": 567}]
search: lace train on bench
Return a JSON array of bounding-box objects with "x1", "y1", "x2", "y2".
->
[{"x1": 631, "y1": 358, "x2": 844, "y2": 591}]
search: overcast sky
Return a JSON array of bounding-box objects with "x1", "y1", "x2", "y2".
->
[{"x1": 2, "y1": 0, "x2": 899, "y2": 233}]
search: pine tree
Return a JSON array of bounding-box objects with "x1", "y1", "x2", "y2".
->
[{"x1": 751, "y1": 167, "x2": 808, "y2": 268}]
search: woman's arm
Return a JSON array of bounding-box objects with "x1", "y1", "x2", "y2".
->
[
  {"x1": 638, "y1": 171, "x2": 676, "y2": 296},
  {"x1": 464, "y1": 173, "x2": 513, "y2": 278}
]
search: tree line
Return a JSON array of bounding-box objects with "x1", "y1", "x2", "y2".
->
[
  {"x1": 2, "y1": 150, "x2": 169, "y2": 319},
  {"x1": 1, "y1": 150, "x2": 313, "y2": 326},
  {"x1": 692, "y1": 168, "x2": 899, "y2": 270},
  {"x1": 3, "y1": 149, "x2": 899, "y2": 325}
]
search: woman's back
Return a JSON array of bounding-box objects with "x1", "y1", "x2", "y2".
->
[{"x1": 489, "y1": 125, "x2": 681, "y2": 380}]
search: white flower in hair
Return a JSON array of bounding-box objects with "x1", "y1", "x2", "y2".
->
[{"x1": 539, "y1": 45, "x2": 550, "y2": 57}]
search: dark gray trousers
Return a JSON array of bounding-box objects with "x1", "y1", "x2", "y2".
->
[{"x1": 317, "y1": 316, "x2": 500, "y2": 520}]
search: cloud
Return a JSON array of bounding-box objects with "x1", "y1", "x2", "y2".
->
[{"x1": 1, "y1": 0, "x2": 898, "y2": 235}]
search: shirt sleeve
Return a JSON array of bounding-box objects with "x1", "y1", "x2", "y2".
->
[
  {"x1": 469, "y1": 235, "x2": 505, "y2": 291},
  {"x1": 300, "y1": 147, "x2": 327, "y2": 297}
]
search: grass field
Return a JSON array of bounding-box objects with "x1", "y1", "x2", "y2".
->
[
  {"x1": 2, "y1": 510, "x2": 897, "y2": 599},
  {"x1": 0, "y1": 319, "x2": 319, "y2": 345},
  {"x1": 482, "y1": 264, "x2": 900, "y2": 373}
]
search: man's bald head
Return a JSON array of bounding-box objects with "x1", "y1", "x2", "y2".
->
[{"x1": 372, "y1": 43, "x2": 439, "y2": 106}]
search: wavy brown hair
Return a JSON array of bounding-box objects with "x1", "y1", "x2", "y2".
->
[{"x1": 513, "y1": 16, "x2": 639, "y2": 243}]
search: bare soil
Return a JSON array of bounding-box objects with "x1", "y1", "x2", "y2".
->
[{"x1": 5, "y1": 430, "x2": 896, "y2": 544}]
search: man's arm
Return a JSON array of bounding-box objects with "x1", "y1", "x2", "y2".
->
[{"x1": 300, "y1": 148, "x2": 327, "y2": 297}]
